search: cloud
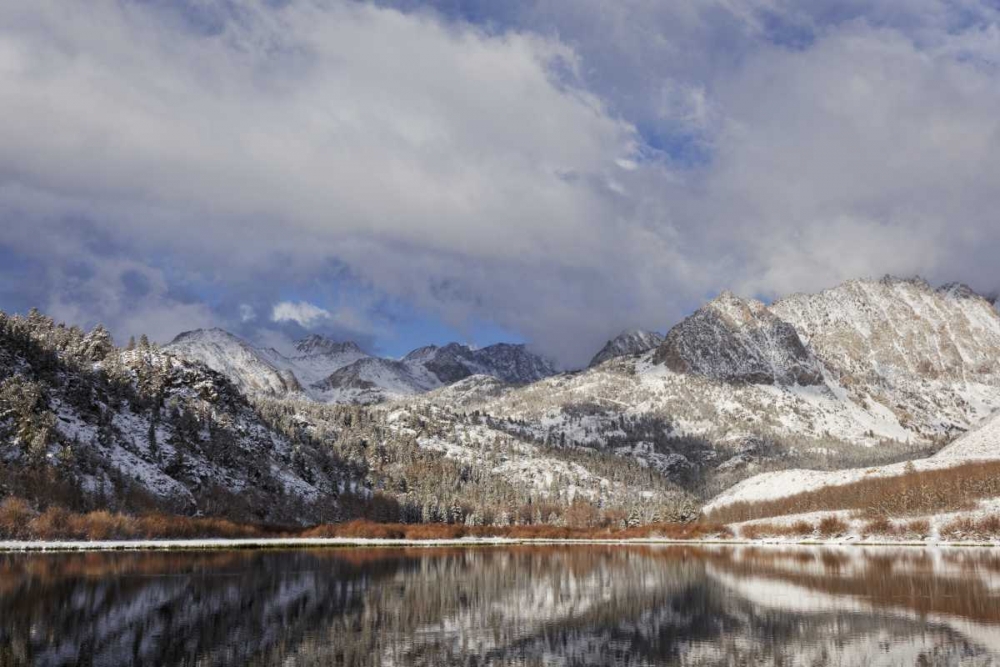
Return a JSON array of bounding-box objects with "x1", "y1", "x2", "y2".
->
[
  {"x1": 271, "y1": 301, "x2": 331, "y2": 327},
  {"x1": 238, "y1": 304, "x2": 256, "y2": 323}
]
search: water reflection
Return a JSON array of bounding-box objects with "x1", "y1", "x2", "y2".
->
[{"x1": 1, "y1": 545, "x2": 999, "y2": 666}]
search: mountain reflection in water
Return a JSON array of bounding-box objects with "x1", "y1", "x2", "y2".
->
[{"x1": 1, "y1": 545, "x2": 999, "y2": 666}]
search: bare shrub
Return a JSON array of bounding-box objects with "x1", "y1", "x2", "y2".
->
[
  {"x1": 738, "y1": 521, "x2": 814, "y2": 540},
  {"x1": 902, "y1": 519, "x2": 930, "y2": 539},
  {"x1": 0, "y1": 497, "x2": 35, "y2": 540},
  {"x1": 816, "y1": 516, "x2": 849, "y2": 537},
  {"x1": 28, "y1": 507, "x2": 74, "y2": 540},
  {"x1": 940, "y1": 515, "x2": 1000, "y2": 541},
  {"x1": 861, "y1": 517, "x2": 895, "y2": 537}
]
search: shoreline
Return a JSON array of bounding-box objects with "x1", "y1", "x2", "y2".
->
[{"x1": 2, "y1": 536, "x2": 999, "y2": 552}]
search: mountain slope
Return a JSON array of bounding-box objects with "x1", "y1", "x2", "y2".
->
[
  {"x1": 310, "y1": 357, "x2": 435, "y2": 404},
  {"x1": 2, "y1": 309, "x2": 692, "y2": 527},
  {"x1": 702, "y1": 409, "x2": 1000, "y2": 515},
  {"x1": 771, "y1": 277, "x2": 1000, "y2": 385},
  {"x1": 935, "y1": 410, "x2": 1000, "y2": 459},
  {"x1": 589, "y1": 330, "x2": 664, "y2": 367},
  {"x1": 403, "y1": 342, "x2": 555, "y2": 385}
]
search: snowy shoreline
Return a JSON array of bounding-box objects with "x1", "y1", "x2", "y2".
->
[{"x1": 2, "y1": 536, "x2": 1000, "y2": 552}]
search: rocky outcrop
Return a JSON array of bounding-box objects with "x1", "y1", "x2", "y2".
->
[{"x1": 653, "y1": 292, "x2": 823, "y2": 386}]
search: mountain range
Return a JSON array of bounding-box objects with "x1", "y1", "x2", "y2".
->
[
  {"x1": 3, "y1": 274, "x2": 1000, "y2": 527},
  {"x1": 164, "y1": 330, "x2": 557, "y2": 404}
]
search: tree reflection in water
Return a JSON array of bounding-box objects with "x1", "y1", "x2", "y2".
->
[{"x1": 0, "y1": 545, "x2": 998, "y2": 666}]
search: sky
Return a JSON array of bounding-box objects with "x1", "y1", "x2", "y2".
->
[{"x1": 2, "y1": 0, "x2": 1000, "y2": 366}]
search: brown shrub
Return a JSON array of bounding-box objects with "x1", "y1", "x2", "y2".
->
[
  {"x1": 0, "y1": 497, "x2": 35, "y2": 540},
  {"x1": 302, "y1": 520, "x2": 406, "y2": 540},
  {"x1": 861, "y1": 517, "x2": 894, "y2": 537},
  {"x1": 816, "y1": 516, "x2": 849, "y2": 537},
  {"x1": 299, "y1": 520, "x2": 731, "y2": 542},
  {"x1": 1, "y1": 496, "x2": 730, "y2": 543},
  {"x1": 739, "y1": 521, "x2": 814, "y2": 540},
  {"x1": 789, "y1": 520, "x2": 815, "y2": 536},
  {"x1": 71, "y1": 511, "x2": 135, "y2": 541},
  {"x1": 940, "y1": 515, "x2": 1000, "y2": 541},
  {"x1": 29, "y1": 506, "x2": 73, "y2": 540},
  {"x1": 903, "y1": 519, "x2": 930, "y2": 539},
  {"x1": 403, "y1": 524, "x2": 466, "y2": 540},
  {"x1": 705, "y1": 460, "x2": 1000, "y2": 524},
  {"x1": 861, "y1": 517, "x2": 930, "y2": 540}
]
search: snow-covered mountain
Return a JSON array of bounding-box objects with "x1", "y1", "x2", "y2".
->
[
  {"x1": 935, "y1": 409, "x2": 1000, "y2": 459},
  {"x1": 413, "y1": 342, "x2": 557, "y2": 384},
  {"x1": 165, "y1": 329, "x2": 372, "y2": 399},
  {"x1": 310, "y1": 342, "x2": 556, "y2": 403},
  {"x1": 588, "y1": 330, "x2": 664, "y2": 367},
  {"x1": 427, "y1": 277, "x2": 1000, "y2": 493},
  {"x1": 771, "y1": 277, "x2": 1000, "y2": 386},
  {"x1": 166, "y1": 330, "x2": 557, "y2": 404},
  {"x1": 260, "y1": 334, "x2": 370, "y2": 388},
  {"x1": 165, "y1": 328, "x2": 302, "y2": 397},
  {"x1": 653, "y1": 292, "x2": 824, "y2": 386},
  {"x1": 310, "y1": 356, "x2": 433, "y2": 404}
]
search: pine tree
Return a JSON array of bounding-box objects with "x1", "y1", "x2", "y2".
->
[{"x1": 147, "y1": 419, "x2": 159, "y2": 457}]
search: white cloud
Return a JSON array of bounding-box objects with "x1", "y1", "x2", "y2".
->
[
  {"x1": 271, "y1": 301, "x2": 331, "y2": 327},
  {"x1": 239, "y1": 304, "x2": 256, "y2": 323}
]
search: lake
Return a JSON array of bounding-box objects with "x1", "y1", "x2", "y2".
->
[{"x1": 1, "y1": 545, "x2": 999, "y2": 665}]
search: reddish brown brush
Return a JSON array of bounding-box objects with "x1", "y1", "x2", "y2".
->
[
  {"x1": 739, "y1": 521, "x2": 815, "y2": 540},
  {"x1": 816, "y1": 516, "x2": 849, "y2": 537},
  {"x1": 860, "y1": 517, "x2": 930, "y2": 539},
  {"x1": 0, "y1": 499, "x2": 265, "y2": 541},
  {"x1": 940, "y1": 515, "x2": 1000, "y2": 541},
  {"x1": 0, "y1": 497, "x2": 734, "y2": 542},
  {"x1": 301, "y1": 520, "x2": 732, "y2": 541}
]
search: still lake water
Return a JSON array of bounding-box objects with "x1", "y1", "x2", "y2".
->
[{"x1": 1, "y1": 545, "x2": 1000, "y2": 666}]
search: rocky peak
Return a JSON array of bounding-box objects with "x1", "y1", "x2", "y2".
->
[
  {"x1": 165, "y1": 328, "x2": 302, "y2": 396},
  {"x1": 472, "y1": 343, "x2": 557, "y2": 384},
  {"x1": 402, "y1": 345, "x2": 439, "y2": 362},
  {"x1": 293, "y1": 334, "x2": 363, "y2": 358},
  {"x1": 937, "y1": 282, "x2": 982, "y2": 301},
  {"x1": 589, "y1": 329, "x2": 664, "y2": 368},
  {"x1": 653, "y1": 292, "x2": 823, "y2": 386}
]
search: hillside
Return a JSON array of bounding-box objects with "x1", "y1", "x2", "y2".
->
[{"x1": 701, "y1": 410, "x2": 1000, "y2": 539}]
